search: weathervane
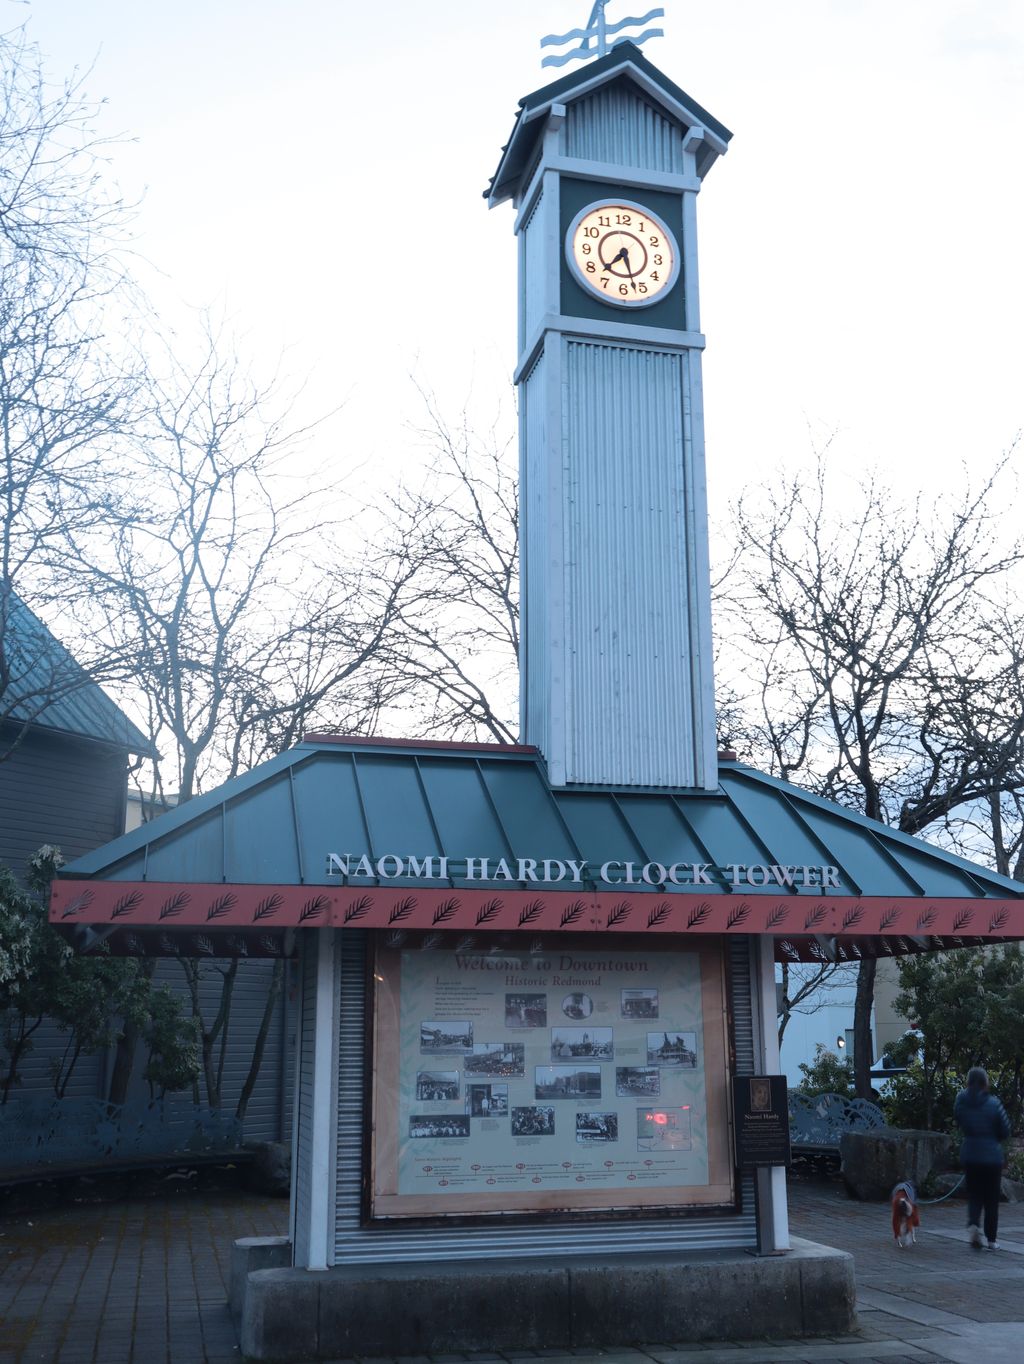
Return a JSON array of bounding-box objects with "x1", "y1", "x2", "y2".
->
[{"x1": 540, "y1": 2, "x2": 665, "y2": 68}]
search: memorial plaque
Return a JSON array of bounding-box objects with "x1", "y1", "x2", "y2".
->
[{"x1": 732, "y1": 1075, "x2": 791, "y2": 1168}]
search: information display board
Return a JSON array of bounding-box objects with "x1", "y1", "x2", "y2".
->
[{"x1": 370, "y1": 938, "x2": 733, "y2": 1220}]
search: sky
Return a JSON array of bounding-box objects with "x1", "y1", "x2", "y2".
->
[{"x1": 21, "y1": 0, "x2": 1024, "y2": 523}]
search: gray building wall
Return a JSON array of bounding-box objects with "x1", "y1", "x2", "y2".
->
[
  {"x1": 0, "y1": 722, "x2": 128, "y2": 874},
  {"x1": 0, "y1": 720, "x2": 295, "y2": 1142}
]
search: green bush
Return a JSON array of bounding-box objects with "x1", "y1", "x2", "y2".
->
[
  {"x1": 797, "y1": 1043, "x2": 855, "y2": 1098},
  {"x1": 880, "y1": 1061, "x2": 959, "y2": 1134}
]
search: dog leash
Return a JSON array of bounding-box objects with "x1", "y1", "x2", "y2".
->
[{"x1": 916, "y1": 1175, "x2": 965, "y2": 1204}]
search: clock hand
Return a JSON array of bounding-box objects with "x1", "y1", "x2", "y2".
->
[{"x1": 603, "y1": 245, "x2": 628, "y2": 271}]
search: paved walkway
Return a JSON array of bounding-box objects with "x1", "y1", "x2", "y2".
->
[{"x1": 1, "y1": 1173, "x2": 1023, "y2": 1362}]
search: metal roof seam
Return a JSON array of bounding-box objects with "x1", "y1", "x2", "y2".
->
[{"x1": 411, "y1": 755, "x2": 454, "y2": 888}]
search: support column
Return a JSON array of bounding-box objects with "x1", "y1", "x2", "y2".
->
[
  {"x1": 750, "y1": 936, "x2": 790, "y2": 1253},
  {"x1": 291, "y1": 928, "x2": 339, "y2": 1270}
]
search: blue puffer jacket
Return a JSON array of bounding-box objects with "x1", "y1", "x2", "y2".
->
[{"x1": 954, "y1": 1087, "x2": 1011, "y2": 1166}]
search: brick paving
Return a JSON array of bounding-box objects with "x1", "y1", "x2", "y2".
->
[{"x1": 1, "y1": 1173, "x2": 1023, "y2": 1362}]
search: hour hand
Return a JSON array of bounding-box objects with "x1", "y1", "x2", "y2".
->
[{"x1": 603, "y1": 246, "x2": 629, "y2": 270}]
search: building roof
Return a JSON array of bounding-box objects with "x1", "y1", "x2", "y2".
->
[
  {"x1": 2, "y1": 593, "x2": 153, "y2": 756},
  {"x1": 51, "y1": 736, "x2": 1024, "y2": 960},
  {"x1": 486, "y1": 41, "x2": 733, "y2": 207}
]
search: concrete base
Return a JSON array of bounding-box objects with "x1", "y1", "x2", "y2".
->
[{"x1": 234, "y1": 1236, "x2": 855, "y2": 1362}]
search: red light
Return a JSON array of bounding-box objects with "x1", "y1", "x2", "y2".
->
[{"x1": 646, "y1": 1111, "x2": 668, "y2": 1125}]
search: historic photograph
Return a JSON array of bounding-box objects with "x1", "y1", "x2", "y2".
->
[
  {"x1": 464, "y1": 1041, "x2": 526, "y2": 1076},
  {"x1": 511, "y1": 1105, "x2": 556, "y2": 1137},
  {"x1": 465, "y1": 1082, "x2": 509, "y2": 1117},
  {"x1": 616, "y1": 1065, "x2": 661, "y2": 1097},
  {"x1": 550, "y1": 1026, "x2": 613, "y2": 1060},
  {"x1": 575, "y1": 1111, "x2": 619, "y2": 1143},
  {"x1": 420, "y1": 1020, "x2": 473, "y2": 1054},
  {"x1": 409, "y1": 1115, "x2": 471, "y2": 1139},
  {"x1": 636, "y1": 1106, "x2": 692, "y2": 1151},
  {"x1": 415, "y1": 1070, "x2": 460, "y2": 1101},
  {"x1": 534, "y1": 1065, "x2": 602, "y2": 1100},
  {"x1": 561, "y1": 991, "x2": 593, "y2": 1020},
  {"x1": 621, "y1": 987, "x2": 659, "y2": 1019},
  {"x1": 646, "y1": 1030, "x2": 698, "y2": 1067},
  {"x1": 505, "y1": 992, "x2": 548, "y2": 1028}
]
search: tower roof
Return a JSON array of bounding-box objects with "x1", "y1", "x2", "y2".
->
[
  {"x1": 51, "y1": 737, "x2": 1024, "y2": 960},
  {"x1": 486, "y1": 41, "x2": 732, "y2": 207}
]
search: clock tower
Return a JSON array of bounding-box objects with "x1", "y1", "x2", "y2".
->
[{"x1": 487, "y1": 41, "x2": 730, "y2": 789}]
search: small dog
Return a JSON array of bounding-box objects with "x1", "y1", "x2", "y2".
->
[{"x1": 891, "y1": 1180, "x2": 920, "y2": 1248}]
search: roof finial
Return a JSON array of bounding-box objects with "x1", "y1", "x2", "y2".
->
[{"x1": 540, "y1": 2, "x2": 665, "y2": 68}]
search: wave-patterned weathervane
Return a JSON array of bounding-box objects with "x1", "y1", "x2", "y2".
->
[{"x1": 541, "y1": 2, "x2": 665, "y2": 68}]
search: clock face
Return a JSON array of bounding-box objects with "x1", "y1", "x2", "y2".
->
[{"x1": 566, "y1": 200, "x2": 679, "y2": 309}]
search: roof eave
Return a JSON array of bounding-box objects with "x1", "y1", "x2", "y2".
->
[{"x1": 486, "y1": 45, "x2": 732, "y2": 208}]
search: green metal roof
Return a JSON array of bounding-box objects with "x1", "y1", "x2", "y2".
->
[
  {"x1": 2, "y1": 593, "x2": 154, "y2": 755},
  {"x1": 486, "y1": 41, "x2": 733, "y2": 206},
  {"x1": 62, "y1": 735, "x2": 1021, "y2": 902}
]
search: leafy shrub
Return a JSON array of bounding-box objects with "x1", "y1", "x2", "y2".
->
[
  {"x1": 797, "y1": 1043, "x2": 855, "y2": 1098},
  {"x1": 880, "y1": 1060, "x2": 959, "y2": 1134}
]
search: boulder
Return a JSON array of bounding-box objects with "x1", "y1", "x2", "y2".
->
[
  {"x1": 929, "y1": 1172, "x2": 966, "y2": 1199},
  {"x1": 840, "y1": 1128, "x2": 952, "y2": 1200},
  {"x1": 244, "y1": 1141, "x2": 291, "y2": 1197},
  {"x1": 1001, "y1": 1176, "x2": 1024, "y2": 1203}
]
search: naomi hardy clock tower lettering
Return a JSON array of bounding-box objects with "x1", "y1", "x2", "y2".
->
[{"x1": 487, "y1": 39, "x2": 731, "y2": 789}]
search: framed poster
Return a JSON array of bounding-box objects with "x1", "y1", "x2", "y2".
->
[{"x1": 369, "y1": 936, "x2": 733, "y2": 1220}]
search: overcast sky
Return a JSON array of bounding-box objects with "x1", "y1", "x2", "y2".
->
[{"x1": 24, "y1": 0, "x2": 1024, "y2": 520}]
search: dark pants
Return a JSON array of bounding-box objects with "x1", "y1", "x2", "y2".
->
[{"x1": 964, "y1": 1162, "x2": 1002, "y2": 1243}]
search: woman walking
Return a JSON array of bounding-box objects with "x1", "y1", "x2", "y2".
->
[{"x1": 954, "y1": 1067, "x2": 1011, "y2": 1250}]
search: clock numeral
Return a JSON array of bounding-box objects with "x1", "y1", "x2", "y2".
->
[
  {"x1": 638, "y1": 282, "x2": 648, "y2": 294},
  {"x1": 600, "y1": 277, "x2": 609, "y2": 289},
  {"x1": 654, "y1": 254, "x2": 663, "y2": 265},
  {"x1": 585, "y1": 261, "x2": 596, "y2": 274},
  {"x1": 581, "y1": 243, "x2": 591, "y2": 255},
  {"x1": 650, "y1": 271, "x2": 660, "y2": 282},
  {"x1": 598, "y1": 215, "x2": 610, "y2": 227},
  {"x1": 649, "y1": 235, "x2": 660, "y2": 247},
  {"x1": 638, "y1": 221, "x2": 646, "y2": 233},
  {"x1": 584, "y1": 226, "x2": 599, "y2": 238},
  {"x1": 615, "y1": 213, "x2": 631, "y2": 225},
  {"x1": 618, "y1": 283, "x2": 629, "y2": 296}
]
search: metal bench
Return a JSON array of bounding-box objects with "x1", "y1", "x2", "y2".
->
[{"x1": 789, "y1": 1091, "x2": 889, "y2": 1156}]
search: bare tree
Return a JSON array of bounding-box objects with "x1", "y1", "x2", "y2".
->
[
  {"x1": 777, "y1": 960, "x2": 856, "y2": 1045},
  {"x1": 368, "y1": 393, "x2": 520, "y2": 741},
  {"x1": 0, "y1": 29, "x2": 142, "y2": 758},
  {"x1": 721, "y1": 452, "x2": 1024, "y2": 1095}
]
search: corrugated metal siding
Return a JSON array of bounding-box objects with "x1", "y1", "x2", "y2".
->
[
  {"x1": 563, "y1": 339, "x2": 701, "y2": 785},
  {"x1": 0, "y1": 724, "x2": 127, "y2": 875},
  {"x1": 334, "y1": 930, "x2": 366, "y2": 1255},
  {"x1": 333, "y1": 934, "x2": 754, "y2": 1264},
  {"x1": 565, "y1": 83, "x2": 685, "y2": 173},
  {"x1": 6, "y1": 956, "x2": 291, "y2": 1143},
  {"x1": 292, "y1": 937, "x2": 319, "y2": 1265},
  {"x1": 729, "y1": 937, "x2": 757, "y2": 1222},
  {"x1": 520, "y1": 350, "x2": 550, "y2": 760},
  {"x1": 520, "y1": 189, "x2": 546, "y2": 346}
]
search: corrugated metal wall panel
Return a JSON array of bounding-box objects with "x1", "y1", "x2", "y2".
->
[
  {"x1": 565, "y1": 84, "x2": 685, "y2": 174},
  {"x1": 292, "y1": 936, "x2": 319, "y2": 1266},
  {"x1": 0, "y1": 724, "x2": 127, "y2": 874},
  {"x1": 334, "y1": 929, "x2": 366, "y2": 1245},
  {"x1": 520, "y1": 190, "x2": 545, "y2": 346},
  {"x1": 562, "y1": 339, "x2": 701, "y2": 786},
  {"x1": 520, "y1": 349, "x2": 550, "y2": 759},
  {"x1": 729, "y1": 937, "x2": 757, "y2": 1220},
  {"x1": 334, "y1": 935, "x2": 755, "y2": 1263}
]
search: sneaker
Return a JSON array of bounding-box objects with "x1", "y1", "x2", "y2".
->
[
  {"x1": 969, "y1": 1224, "x2": 984, "y2": 1248},
  {"x1": 987, "y1": 1241, "x2": 1000, "y2": 1250}
]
